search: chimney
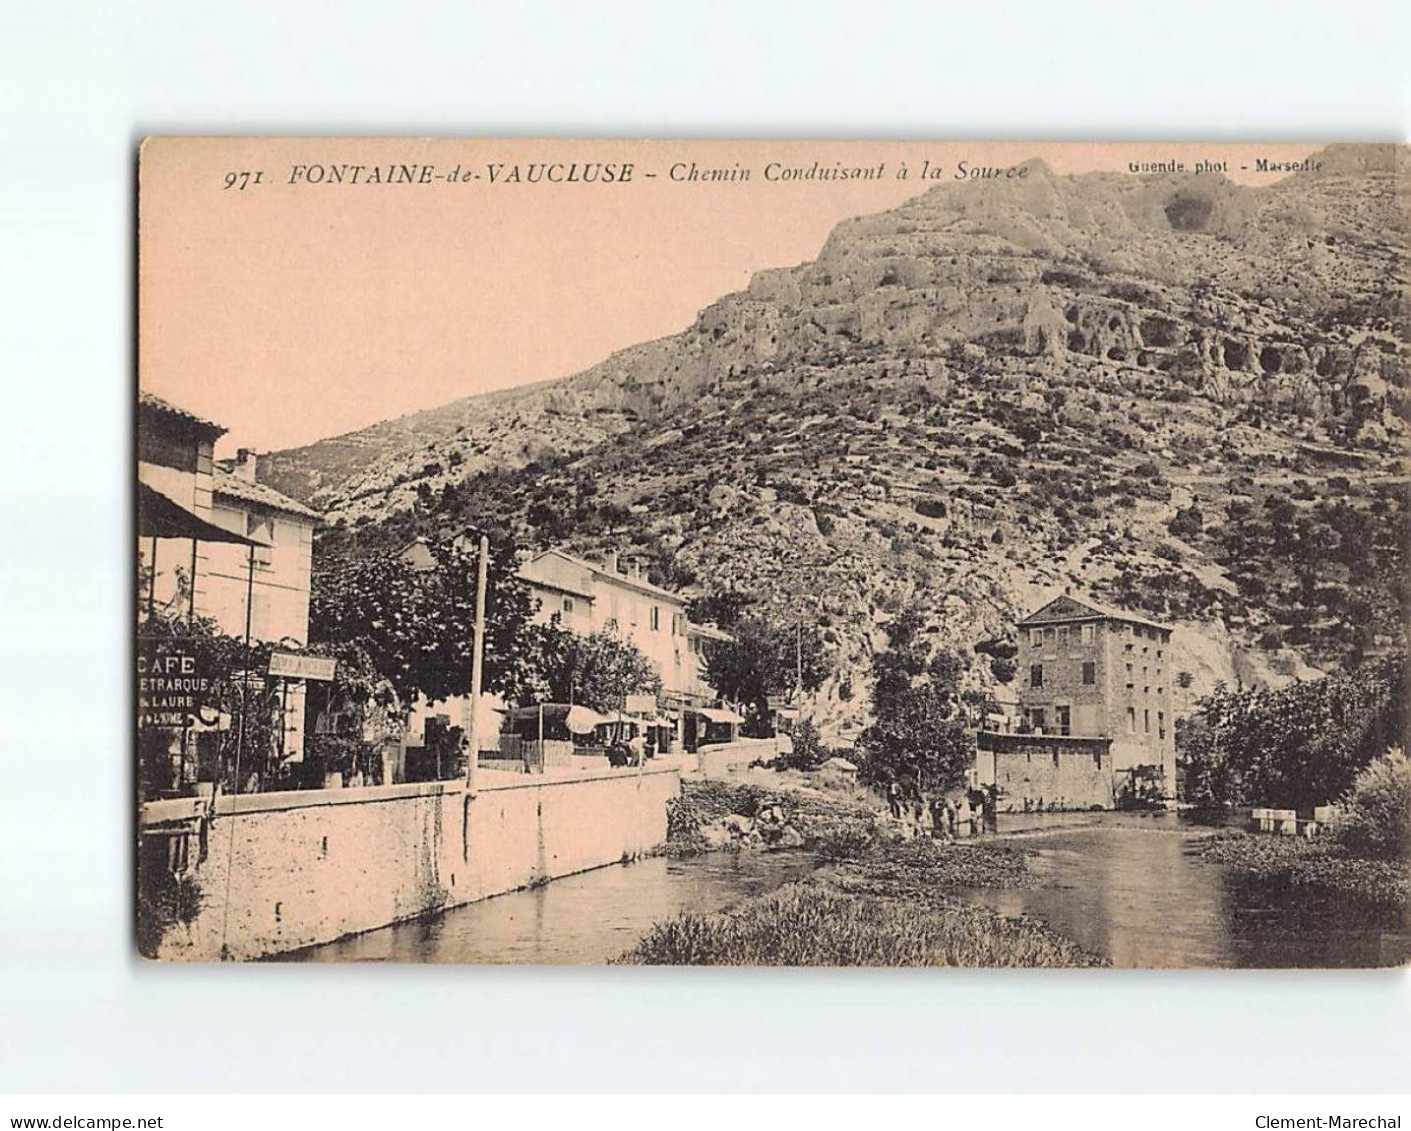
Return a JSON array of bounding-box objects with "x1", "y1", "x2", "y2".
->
[
  {"x1": 629, "y1": 558, "x2": 643, "y2": 580},
  {"x1": 604, "y1": 551, "x2": 620, "y2": 574},
  {"x1": 234, "y1": 448, "x2": 259, "y2": 484}
]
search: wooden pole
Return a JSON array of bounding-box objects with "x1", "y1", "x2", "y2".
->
[{"x1": 464, "y1": 533, "x2": 489, "y2": 794}]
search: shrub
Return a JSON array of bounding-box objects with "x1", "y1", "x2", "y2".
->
[
  {"x1": 777, "y1": 719, "x2": 827, "y2": 772},
  {"x1": 1333, "y1": 748, "x2": 1411, "y2": 861}
]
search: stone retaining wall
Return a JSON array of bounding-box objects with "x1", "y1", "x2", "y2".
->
[{"x1": 140, "y1": 765, "x2": 680, "y2": 961}]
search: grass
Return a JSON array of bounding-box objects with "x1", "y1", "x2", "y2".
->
[
  {"x1": 1192, "y1": 830, "x2": 1410, "y2": 912},
  {"x1": 627, "y1": 781, "x2": 1104, "y2": 967},
  {"x1": 616, "y1": 882, "x2": 1103, "y2": 967}
]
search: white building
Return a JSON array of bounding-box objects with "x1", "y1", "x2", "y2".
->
[
  {"x1": 138, "y1": 392, "x2": 320, "y2": 760},
  {"x1": 518, "y1": 548, "x2": 729, "y2": 721}
]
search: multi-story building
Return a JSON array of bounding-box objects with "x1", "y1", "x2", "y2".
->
[
  {"x1": 138, "y1": 392, "x2": 320, "y2": 762},
  {"x1": 518, "y1": 548, "x2": 730, "y2": 728},
  {"x1": 977, "y1": 594, "x2": 1176, "y2": 809}
]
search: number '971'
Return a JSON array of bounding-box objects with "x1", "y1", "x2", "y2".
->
[{"x1": 223, "y1": 170, "x2": 265, "y2": 190}]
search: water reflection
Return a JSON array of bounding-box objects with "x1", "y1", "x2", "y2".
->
[
  {"x1": 957, "y1": 815, "x2": 1409, "y2": 968},
  {"x1": 287, "y1": 850, "x2": 819, "y2": 965},
  {"x1": 290, "y1": 814, "x2": 1407, "y2": 968}
]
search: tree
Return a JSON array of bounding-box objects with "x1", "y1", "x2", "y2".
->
[
  {"x1": 1177, "y1": 655, "x2": 1407, "y2": 812},
  {"x1": 686, "y1": 587, "x2": 756, "y2": 630},
  {"x1": 704, "y1": 616, "x2": 829, "y2": 735},
  {"x1": 776, "y1": 718, "x2": 827, "y2": 771},
  {"x1": 856, "y1": 610, "x2": 972, "y2": 798},
  {"x1": 309, "y1": 536, "x2": 541, "y2": 710},
  {"x1": 530, "y1": 621, "x2": 661, "y2": 714}
]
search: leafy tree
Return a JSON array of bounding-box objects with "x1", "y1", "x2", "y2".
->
[
  {"x1": 529, "y1": 620, "x2": 661, "y2": 714},
  {"x1": 704, "y1": 616, "x2": 828, "y2": 736},
  {"x1": 856, "y1": 610, "x2": 972, "y2": 798},
  {"x1": 1177, "y1": 655, "x2": 1407, "y2": 812},
  {"x1": 776, "y1": 718, "x2": 828, "y2": 771},
  {"x1": 686, "y1": 588, "x2": 757, "y2": 630},
  {"x1": 309, "y1": 536, "x2": 540, "y2": 710}
]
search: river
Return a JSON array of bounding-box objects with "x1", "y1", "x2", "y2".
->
[
  {"x1": 289, "y1": 813, "x2": 1408, "y2": 967},
  {"x1": 287, "y1": 850, "x2": 819, "y2": 965},
  {"x1": 953, "y1": 811, "x2": 1409, "y2": 968}
]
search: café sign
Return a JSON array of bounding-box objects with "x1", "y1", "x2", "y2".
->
[{"x1": 137, "y1": 644, "x2": 212, "y2": 729}]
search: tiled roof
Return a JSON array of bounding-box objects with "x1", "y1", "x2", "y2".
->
[
  {"x1": 1018, "y1": 594, "x2": 1171, "y2": 633},
  {"x1": 527, "y1": 549, "x2": 686, "y2": 605},
  {"x1": 138, "y1": 391, "x2": 225, "y2": 435},
  {"x1": 213, "y1": 468, "x2": 321, "y2": 521}
]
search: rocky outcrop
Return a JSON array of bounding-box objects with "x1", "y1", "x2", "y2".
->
[{"x1": 265, "y1": 147, "x2": 1407, "y2": 738}]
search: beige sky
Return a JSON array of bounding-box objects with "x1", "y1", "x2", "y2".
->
[{"x1": 139, "y1": 139, "x2": 1324, "y2": 455}]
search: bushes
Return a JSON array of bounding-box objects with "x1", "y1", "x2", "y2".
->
[{"x1": 1333, "y1": 748, "x2": 1411, "y2": 861}]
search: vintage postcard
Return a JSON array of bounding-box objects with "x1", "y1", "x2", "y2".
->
[{"x1": 136, "y1": 138, "x2": 1408, "y2": 967}]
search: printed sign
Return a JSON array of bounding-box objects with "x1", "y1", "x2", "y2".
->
[
  {"x1": 137, "y1": 643, "x2": 212, "y2": 728},
  {"x1": 268, "y1": 652, "x2": 338, "y2": 681},
  {"x1": 624, "y1": 694, "x2": 657, "y2": 714}
]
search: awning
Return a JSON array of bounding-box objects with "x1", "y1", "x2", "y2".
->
[
  {"x1": 691, "y1": 707, "x2": 745, "y2": 725},
  {"x1": 567, "y1": 706, "x2": 616, "y2": 734},
  {"x1": 137, "y1": 480, "x2": 267, "y2": 545},
  {"x1": 505, "y1": 703, "x2": 615, "y2": 735}
]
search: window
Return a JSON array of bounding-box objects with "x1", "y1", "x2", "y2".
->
[
  {"x1": 1044, "y1": 627, "x2": 1055, "y2": 645},
  {"x1": 1057, "y1": 626, "x2": 1068, "y2": 645},
  {"x1": 1158, "y1": 711, "x2": 1166, "y2": 740},
  {"x1": 1093, "y1": 750, "x2": 1103, "y2": 770},
  {"x1": 1030, "y1": 628, "x2": 1042, "y2": 646},
  {"x1": 1082, "y1": 624, "x2": 1095, "y2": 645},
  {"x1": 1156, "y1": 649, "x2": 1163, "y2": 659},
  {"x1": 1126, "y1": 707, "x2": 1136, "y2": 734},
  {"x1": 1157, "y1": 686, "x2": 1164, "y2": 696},
  {"x1": 1029, "y1": 709, "x2": 1046, "y2": 732},
  {"x1": 1056, "y1": 705, "x2": 1071, "y2": 736},
  {"x1": 562, "y1": 597, "x2": 575, "y2": 614},
  {"x1": 1030, "y1": 664, "x2": 1044, "y2": 689},
  {"x1": 1144, "y1": 708, "x2": 1151, "y2": 734},
  {"x1": 1082, "y1": 661, "x2": 1096, "y2": 685},
  {"x1": 650, "y1": 606, "x2": 660, "y2": 632}
]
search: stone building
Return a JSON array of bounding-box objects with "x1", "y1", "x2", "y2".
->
[{"x1": 976, "y1": 595, "x2": 1176, "y2": 809}]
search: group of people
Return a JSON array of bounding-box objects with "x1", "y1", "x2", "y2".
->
[{"x1": 886, "y1": 781, "x2": 1001, "y2": 842}]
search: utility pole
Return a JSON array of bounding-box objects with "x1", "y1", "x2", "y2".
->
[{"x1": 464, "y1": 532, "x2": 489, "y2": 795}]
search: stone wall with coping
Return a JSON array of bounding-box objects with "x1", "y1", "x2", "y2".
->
[{"x1": 142, "y1": 765, "x2": 680, "y2": 961}]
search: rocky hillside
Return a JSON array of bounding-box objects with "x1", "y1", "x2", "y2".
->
[{"x1": 265, "y1": 144, "x2": 1409, "y2": 739}]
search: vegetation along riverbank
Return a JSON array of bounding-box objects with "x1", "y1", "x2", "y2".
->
[
  {"x1": 617, "y1": 778, "x2": 1105, "y2": 967},
  {"x1": 1191, "y1": 831, "x2": 1409, "y2": 913}
]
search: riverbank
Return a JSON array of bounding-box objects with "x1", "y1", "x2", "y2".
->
[
  {"x1": 620, "y1": 778, "x2": 1105, "y2": 967},
  {"x1": 1191, "y1": 830, "x2": 1411, "y2": 912}
]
